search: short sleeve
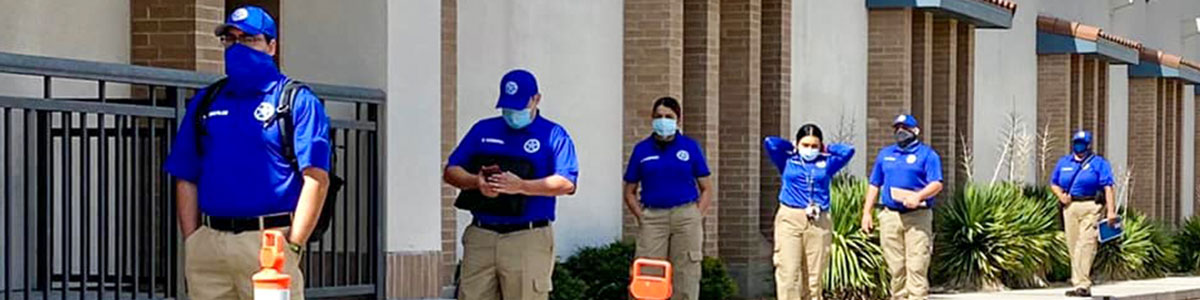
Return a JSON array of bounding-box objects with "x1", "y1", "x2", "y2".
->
[
  {"x1": 447, "y1": 123, "x2": 482, "y2": 168},
  {"x1": 690, "y1": 141, "x2": 712, "y2": 178},
  {"x1": 923, "y1": 150, "x2": 944, "y2": 183},
  {"x1": 869, "y1": 152, "x2": 885, "y2": 187},
  {"x1": 164, "y1": 90, "x2": 206, "y2": 182},
  {"x1": 550, "y1": 126, "x2": 580, "y2": 183},
  {"x1": 623, "y1": 145, "x2": 643, "y2": 183},
  {"x1": 290, "y1": 88, "x2": 332, "y2": 172}
]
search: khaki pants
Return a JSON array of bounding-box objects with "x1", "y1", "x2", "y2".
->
[
  {"x1": 636, "y1": 202, "x2": 704, "y2": 300},
  {"x1": 1064, "y1": 201, "x2": 1102, "y2": 289},
  {"x1": 459, "y1": 225, "x2": 555, "y2": 300},
  {"x1": 185, "y1": 226, "x2": 305, "y2": 300},
  {"x1": 879, "y1": 209, "x2": 932, "y2": 300},
  {"x1": 773, "y1": 206, "x2": 832, "y2": 300}
]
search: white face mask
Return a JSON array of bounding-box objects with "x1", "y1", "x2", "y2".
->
[{"x1": 797, "y1": 147, "x2": 820, "y2": 161}]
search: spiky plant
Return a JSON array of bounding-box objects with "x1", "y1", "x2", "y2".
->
[
  {"x1": 1174, "y1": 216, "x2": 1200, "y2": 274},
  {"x1": 1093, "y1": 210, "x2": 1178, "y2": 280},
  {"x1": 823, "y1": 176, "x2": 889, "y2": 300},
  {"x1": 932, "y1": 183, "x2": 1065, "y2": 290}
]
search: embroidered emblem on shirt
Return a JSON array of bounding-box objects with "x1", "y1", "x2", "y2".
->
[
  {"x1": 816, "y1": 161, "x2": 827, "y2": 168},
  {"x1": 523, "y1": 138, "x2": 541, "y2": 153},
  {"x1": 482, "y1": 138, "x2": 505, "y2": 145},
  {"x1": 253, "y1": 102, "x2": 275, "y2": 122},
  {"x1": 884, "y1": 156, "x2": 897, "y2": 161},
  {"x1": 641, "y1": 155, "x2": 660, "y2": 163},
  {"x1": 676, "y1": 150, "x2": 690, "y2": 162},
  {"x1": 906, "y1": 154, "x2": 917, "y2": 164}
]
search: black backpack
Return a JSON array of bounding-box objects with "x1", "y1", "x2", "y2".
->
[{"x1": 194, "y1": 78, "x2": 345, "y2": 243}]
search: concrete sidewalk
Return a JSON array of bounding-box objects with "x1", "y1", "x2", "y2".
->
[{"x1": 931, "y1": 276, "x2": 1200, "y2": 300}]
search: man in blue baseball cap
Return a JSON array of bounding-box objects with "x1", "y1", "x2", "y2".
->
[
  {"x1": 166, "y1": 5, "x2": 331, "y2": 300},
  {"x1": 861, "y1": 114, "x2": 943, "y2": 300},
  {"x1": 444, "y1": 69, "x2": 579, "y2": 300},
  {"x1": 1050, "y1": 130, "x2": 1116, "y2": 297}
]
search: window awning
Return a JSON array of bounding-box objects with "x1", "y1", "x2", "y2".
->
[
  {"x1": 866, "y1": 0, "x2": 1016, "y2": 29},
  {"x1": 1130, "y1": 48, "x2": 1200, "y2": 84},
  {"x1": 1036, "y1": 15, "x2": 1141, "y2": 64}
]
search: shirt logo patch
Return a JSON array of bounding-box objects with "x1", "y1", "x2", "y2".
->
[
  {"x1": 253, "y1": 102, "x2": 275, "y2": 122},
  {"x1": 676, "y1": 150, "x2": 690, "y2": 162},
  {"x1": 505, "y1": 81, "x2": 519, "y2": 95},
  {"x1": 906, "y1": 154, "x2": 917, "y2": 164},
  {"x1": 232, "y1": 8, "x2": 249, "y2": 21},
  {"x1": 523, "y1": 138, "x2": 541, "y2": 153},
  {"x1": 884, "y1": 156, "x2": 897, "y2": 161},
  {"x1": 816, "y1": 161, "x2": 827, "y2": 168},
  {"x1": 1062, "y1": 167, "x2": 1074, "y2": 171},
  {"x1": 481, "y1": 138, "x2": 505, "y2": 145},
  {"x1": 206, "y1": 110, "x2": 229, "y2": 118},
  {"x1": 641, "y1": 155, "x2": 660, "y2": 163}
]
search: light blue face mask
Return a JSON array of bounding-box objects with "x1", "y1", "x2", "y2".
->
[
  {"x1": 502, "y1": 108, "x2": 534, "y2": 129},
  {"x1": 798, "y1": 147, "x2": 820, "y2": 161},
  {"x1": 652, "y1": 118, "x2": 677, "y2": 137}
]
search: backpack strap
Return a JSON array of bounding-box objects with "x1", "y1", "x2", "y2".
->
[
  {"x1": 271, "y1": 79, "x2": 309, "y2": 173},
  {"x1": 194, "y1": 78, "x2": 228, "y2": 157}
]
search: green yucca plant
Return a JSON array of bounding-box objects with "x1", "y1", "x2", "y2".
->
[
  {"x1": 823, "y1": 175, "x2": 889, "y2": 300},
  {"x1": 1094, "y1": 210, "x2": 1178, "y2": 280},
  {"x1": 1174, "y1": 216, "x2": 1200, "y2": 274},
  {"x1": 932, "y1": 183, "x2": 1065, "y2": 290}
]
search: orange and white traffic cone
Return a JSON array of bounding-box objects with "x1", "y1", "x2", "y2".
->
[
  {"x1": 629, "y1": 258, "x2": 673, "y2": 300},
  {"x1": 253, "y1": 230, "x2": 291, "y2": 300}
]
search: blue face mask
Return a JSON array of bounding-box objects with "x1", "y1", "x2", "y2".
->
[
  {"x1": 652, "y1": 118, "x2": 677, "y2": 137},
  {"x1": 1072, "y1": 142, "x2": 1089, "y2": 154},
  {"x1": 502, "y1": 108, "x2": 534, "y2": 129},
  {"x1": 797, "y1": 147, "x2": 820, "y2": 161},
  {"x1": 224, "y1": 43, "x2": 280, "y2": 91}
]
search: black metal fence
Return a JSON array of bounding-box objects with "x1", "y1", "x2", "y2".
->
[{"x1": 0, "y1": 51, "x2": 385, "y2": 299}]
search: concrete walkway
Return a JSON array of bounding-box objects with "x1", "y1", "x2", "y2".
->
[{"x1": 932, "y1": 276, "x2": 1200, "y2": 300}]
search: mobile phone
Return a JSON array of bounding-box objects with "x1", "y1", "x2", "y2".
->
[{"x1": 481, "y1": 165, "x2": 502, "y2": 182}]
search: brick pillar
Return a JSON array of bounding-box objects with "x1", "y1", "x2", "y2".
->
[
  {"x1": 1036, "y1": 54, "x2": 1071, "y2": 180},
  {"x1": 758, "y1": 0, "x2": 789, "y2": 245},
  {"x1": 1165, "y1": 80, "x2": 1176, "y2": 223},
  {"x1": 439, "y1": 0, "x2": 457, "y2": 289},
  {"x1": 911, "y1": 12, "x2": 932, "y2": 126},
  {"x1": 622, "y1": 0, "x2": 685, "y2": 242},
  {"x1": 718, "y1": 0, "x2": 767, "y2": 297},
  {"x1": 1070, "y1": 55, "x2": 1083, "y2": 130},
  {"x1": 1128, "y1": 78, "x2": 1160, "y2": 218},
  {"x1": 930, "y1": 16, "x2": 957, "y2": 193},
  {"x1": 131, "y1": 0, "x2": 225, "y2": 73},
  {"x1": 684, "y1": 0, "x2": 722, "y2": 257},
  {"x1": 1082, "y1": 58, "x2": 1098, "y2": 134},
  {"x1": 1097, "y1": 65, "x2": 1108, "y2": 154},
  {"x1": 955, "y1": 22, "x2": 974, "y2": 186},
  {"x1": 866, "y1": 9, "x2": 913, "y2": 170}
]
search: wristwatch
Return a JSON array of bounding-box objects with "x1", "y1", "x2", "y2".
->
[{"x1": 288, "y1": 241, "x2": 303, "y2": 254}]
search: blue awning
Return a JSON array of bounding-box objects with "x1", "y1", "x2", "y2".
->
[
  {"x1": 1036, "y1": 32, "x2": 1139, "y2": 64},
  {"x1": 867, "y1": 0, "x2": 1015, "y2": 29},
  {"x1": 1130, "y1": 61, "x2": 1200, "y2": 84}
]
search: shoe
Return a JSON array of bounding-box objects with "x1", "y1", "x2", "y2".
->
[{"x1": 1065, "y1": 287, "x2": 1091, "y2": 297}]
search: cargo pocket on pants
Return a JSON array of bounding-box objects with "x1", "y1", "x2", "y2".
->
[{"x1": 534, "y1": 278, "x2": 553, "y2": 294}]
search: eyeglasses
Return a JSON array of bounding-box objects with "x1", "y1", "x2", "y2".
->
[{"x1": 218, "y1": 34, "x2": 268, "y2": 47}]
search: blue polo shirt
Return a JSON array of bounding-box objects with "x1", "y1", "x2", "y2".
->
[
  {"x1": 1050, "y1": 154, "x2": 1114, "y2": 197},
  {"x1": 623, "y1": 134, "x2": 711, "y2": 208},
  {"x1": 447, "y1": 115, "x2": 579, "y2": 224},
  {"x1": 165, "y1": 76, "x2": 332, "y2": 218},
  {"x1": 763, "y1": 137, "x2": 855, "y2": 211},
  {"x1": 869, "y1": 142, "x2": 943, "y2": 212}
]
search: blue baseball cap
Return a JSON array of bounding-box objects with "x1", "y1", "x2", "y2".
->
[
  {"x1": 892, "y1": 114, "x2": 919, "y2": 128},
  {"x1": 496, "y1": 69, "x2": 539, "y2": 110},
  {"x1": 1072, "y1": 130, "x2": 1093, "y2": 144},
  {"x1": 214, "y1": 6, "x2": 278, "y2": 39}
]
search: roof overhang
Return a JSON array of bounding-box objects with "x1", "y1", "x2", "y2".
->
[
  {"x1": 867, "y1": 0, "x2": 1015, "y2": 29},
  {"x1": 1036, "y1": 32, "x2": 1140, "y2": 64}
]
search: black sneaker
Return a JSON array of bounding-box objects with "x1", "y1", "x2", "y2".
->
[{"x1": 1065, "y1": 288, "x2": 1091, "y2": 297}]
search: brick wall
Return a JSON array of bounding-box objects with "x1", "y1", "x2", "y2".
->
[
  {"x1": 1036, "y1": 54, "x2": 1070, "y2": 180},
  {"x1": 930, "y1": 16, "x2": 957, "y2": 193},
  {"x1": 386, "y1": 251, "x2": 441, "y2": 299},
  {"x1": 1128, "y1": 78, "x2": 1159, "y2": 218},
  {"x1": 131, "y1": 0, "x2": 225, "y2": 73},
  {"x1": 758, "y1": 0, "x2": 790, "y2": 244},
  {"x1": 683, "y1": 0, "x2": 722, "y2": 257},
  {"x1": 955, "y1": 22, "x2": 974, "y2": 187},
  {"x1": 866, "y1": 9, "x2": 913, "y2": 170},
  {"x1": 622, "y1": 0, "x2": 685, "y2": 242},
  {"x1": 439, "y1": 0, "x2": 457, "y2": 290},
  {"x1": 718, "y1": 0, "x2": 769, "y2": 296},
  {"x1": 911, "y1": 12, "x2": 932, "y2": 128}
]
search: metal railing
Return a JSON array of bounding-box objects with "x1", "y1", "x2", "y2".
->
[{"x1": 0, "y1": 51, "x2": 385, "y2": 300}]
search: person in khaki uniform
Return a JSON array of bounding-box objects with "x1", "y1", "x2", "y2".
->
[
  {"x1": 861, "y1": 115, "x2": 943, "y2": 300},
  {"x1": 444, "y1": 69, "x2": 580, "y2": 300},
  {"x1": 622, "y1": 97, "x2": 713, "y2": 300},
  {"x1": 1049, "y1": 130, "x2": 1116, "y2": 298},
  {"x1": 763, "y1": 124, "x2": 855, "y2": 300},
  {"x1": 165, "y1": 6, "x2": 332, "y2": 300}
]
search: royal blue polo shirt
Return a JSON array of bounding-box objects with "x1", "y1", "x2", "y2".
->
[
  {"x1": 447, "y1": 114, "x2": 579, "y2": 224},
  {"x1": 623, "y1": 133, "x2": 711, "y2": 208},
  {"x1": 869, "y1": 142, "x2": 943, "y2": 212},
  {"x1": 763, "y1": 137, "x2": 855, "y2": 211},
  {"x1": 165, "y1": 75, "x2": 332, "y2": 218},
  {"x1": 1050, "y1": 154, "x2": 1114, "y2": 197}
]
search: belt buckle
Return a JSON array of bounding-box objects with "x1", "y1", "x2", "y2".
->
[{"x1": 258, "y1": 217, "x2": 266, "y2": 231}]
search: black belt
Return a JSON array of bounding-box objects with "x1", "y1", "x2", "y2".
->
[
  {"x1": 883, "y1": 206, "x2": 928, "y2": 214},
  {"x1": 472, "y1": 219, "x2": 550, "y2": 234},
  {"x1": 204, "y1": 213, "x2": 293, "y2": 234},
  {"x1": 1073, "y1": 196, "x2": 1098, "y2": 201}
]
